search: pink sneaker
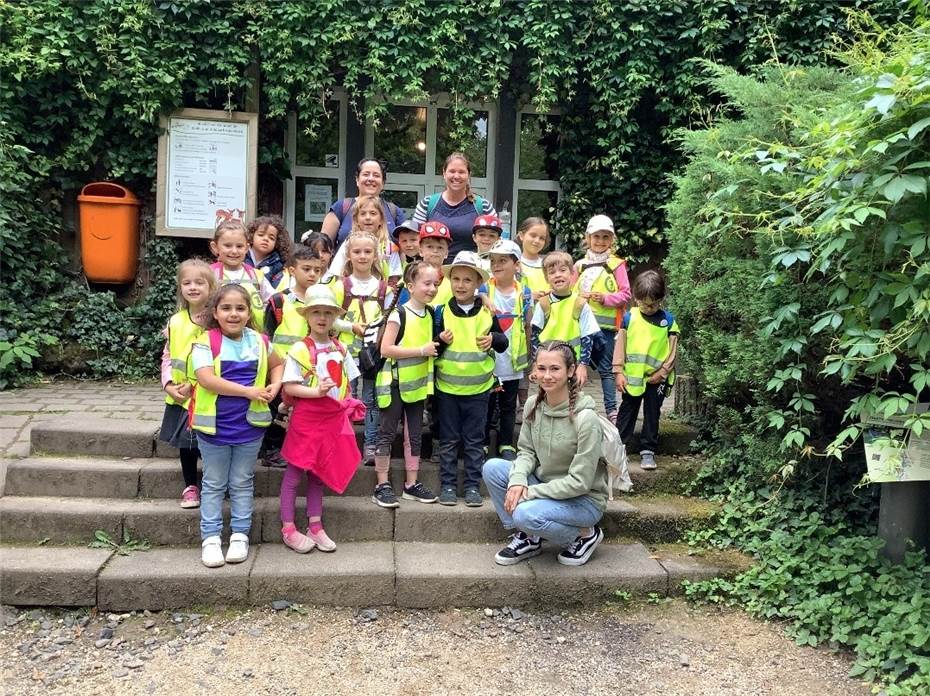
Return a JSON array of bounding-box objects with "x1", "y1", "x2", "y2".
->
[
  {"x1": 282, "y1": 526, "x2": 315, "y2": 554},
  {"x1": 307, "y1": 527, "x2": 336, "y2": 552},
  {"x1": 180, "y1": 486, "x2": 200, "y2": 509}
]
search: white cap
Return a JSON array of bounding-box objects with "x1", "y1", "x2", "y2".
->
[
  {"x1": 488, "y1": 239, "x2": 521, "y2": 261},
  {"x1": 585, "y1": 214, "x2": 615, "y2": 236},
  {"x1": 441, "y1": 250, "x2": 491, "y2": 283}
]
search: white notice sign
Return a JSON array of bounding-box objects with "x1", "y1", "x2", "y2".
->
[
  {"x1": 304, "y1": 184, "x2": 333, "y2": 220},
  {"x1": 165, "y1": 118, "x2": 249, "y2": 230}
]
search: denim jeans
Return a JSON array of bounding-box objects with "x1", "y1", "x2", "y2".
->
[
  {"x1": 482, "y1": 458, "x2": 603, "y2": 547},
  {"x1": 352, "y1": 376, "x2": 379, "y2": 450},
  {"x1": 196, "y1": 435, "x2": 262, "y2": 540},
  {"x1": 436, "y1": 389, "x2": 490, "y2": 490},
  {"x1": 591, "y1": 329, "x2": 618, "y2": 413}
]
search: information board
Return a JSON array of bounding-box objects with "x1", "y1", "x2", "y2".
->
[{"x1": 156, "y1": 109, "x2": 258, "y2": 238}]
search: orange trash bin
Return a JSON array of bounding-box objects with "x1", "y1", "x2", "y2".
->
[{"x1": 77, "y1": 182, "x2": 142, "y2": 283}]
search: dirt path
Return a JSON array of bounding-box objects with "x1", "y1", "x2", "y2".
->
[{"x1": 1, "y1": 600, "x2": 868, "y2": 696}]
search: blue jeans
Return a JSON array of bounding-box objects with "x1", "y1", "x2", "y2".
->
[
  {"x1": 196, "y1": 436, "x2": 262, "y2": 540},
  {"x1": 592, "y1": 329, "x2": 618, "y2": 413},
  {"x1": 352, "y1": 377, "x2": 379, "y2": 450},
  {"x1": 482, "y1": 458, "x2": 603, "y2": 547}
]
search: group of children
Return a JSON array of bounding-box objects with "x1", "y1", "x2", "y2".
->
[{"x1": 159, "y1": 199, "x2": 679, "y2": 567}]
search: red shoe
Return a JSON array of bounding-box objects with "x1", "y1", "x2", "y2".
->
[{"x1": 180, "y1": 486, "x2": 200, "y2": 509}]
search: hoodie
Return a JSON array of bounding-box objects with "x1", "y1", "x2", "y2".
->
[{"x1": 508, "y1": 392, "x2": 608, "y2": 511}]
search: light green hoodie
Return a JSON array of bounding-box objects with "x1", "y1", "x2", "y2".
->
[{"x1": 508, "y1": 392, "x2": 608, "y2": 511}]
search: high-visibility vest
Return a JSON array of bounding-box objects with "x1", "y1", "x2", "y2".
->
[
  {"x1": 270, "y1": 290, "x2": 308, "y2": 360},
  {"x1": 332, "y1": 277, "x2": 387, "y2": 358},
  {"x1": 520, "y1": 260, "x2": 548, "y2": 295},
  {"x1": 575, "y1": 256, "x2": 624, "y2": 331},
  {"x1": 189, "y1": 328, "x2": 272, "y2": 434},
  {"x1": 271, "y1": 269, "x2": 291, "y2": 294},
  {"x1": 164, "y1": 310, "x2": 204, "y2": 407},
  {"x1": 488, "y1": 280, "x2": 528, "y2": 373},
  {"x1": 287, "y1": 337, "x2": 351, "y2": 400},
  {"x1": 624, "y1": 308, "x2": 676, "y2": 396},
  {"x1": 433, "y1": 276, "x2": 453, "y2": 307},
  {"x1": 538, "y1": 293, "x2": 584, "y2": 358},
  {"x1": 211, "y1": 262, "x2": 266, "y2": 314},
  {"x1": 375, "y1": 306, "x2": 434, "y2": 407},
  {"x1": 435, "y1": 305, "x2": 495, "y2": 395}
]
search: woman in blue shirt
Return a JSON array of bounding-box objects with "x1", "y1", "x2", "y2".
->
[{"x1": 320, "y1": 158, "x2": 406, "y2": 250}]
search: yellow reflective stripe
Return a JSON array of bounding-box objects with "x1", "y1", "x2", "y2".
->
[
  {"x1": 170, "y1": 358, "x2": 187, "y2": 371},
  {"x1": 626, "y1": 376, "x2": 645, "y2": 386},
  {"x1": 399, "y1": 375, "x2": 431, "y2": 392},
  {"x1": 191, "y1": 414, "x2": 216, "y2": 427},
  {"x1": 248, "y1": 411, "x2": 272, "y2": 425},
  {"x1": 397, "y1": 357, "x2": 428, "y2": 368},
  {"x1": 273, "y1": 334, "x2": 303, "y2": 346},
  {"x1": 627, "y1": 353, "x2": 665, "y2": 369}
]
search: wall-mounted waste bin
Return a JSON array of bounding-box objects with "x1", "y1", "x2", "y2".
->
[{"x1": 77, "y1": 182, "x2": 141, "y2": 283}]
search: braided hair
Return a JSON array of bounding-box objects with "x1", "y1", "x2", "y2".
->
[{"x1": 526, "y1": 340, "x2": 578, "y2": 424}]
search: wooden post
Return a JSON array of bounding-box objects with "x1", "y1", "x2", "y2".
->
[
  {"x1": 878, "y1": 481, "x2": 930, "y2": 563},
  {"x1": 245, "y1": 57, "x2": 260, "y2": 114}
]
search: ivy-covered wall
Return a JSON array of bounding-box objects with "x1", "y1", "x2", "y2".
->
[{"x1": 0, "y1": 0, "x2": 914, "y2": 384}]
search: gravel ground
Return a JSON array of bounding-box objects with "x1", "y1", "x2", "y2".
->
[{"x1": 0, "y1": 600, "x2": 869, "y2": 696}]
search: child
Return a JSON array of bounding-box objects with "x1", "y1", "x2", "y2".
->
[
  {"x1": 613, "y1": 270, "x2": 679, "y2": 470},
  {"x1": 434, "y1": 251, "x2": 508, "y2": 506},
  {"x1": 516, "y1": 217, "x2": 550, "y2": 300},
  {"x1": 332, "y1": 232, "x2": 391, "y2": 464},
  {"x1": 278, "y1": 285, "x2": 366, "y2": 552},
  {"x1": 372, "y1": 261, "x2": 442, "y2": 507},
  {"x1": 210, "y1": 219, "x2": 275, "y2": 315},
  {"x1": 390, "y1": 219, "x2": 421, "y2": 273},
  {"x1": 575, "y1": 214, "x2": 631, "y2": 422},
  {"x1": 260, "y1": 244, "x2": 326, "y2": 468},
  {"x1": 472, "y1": 214, "x2": 503, "y2": 273},
  {"x1": 247, "y1": 215, "x2": 292, "y2": 294},
  {"x1": 484, "y1": 240, "x2": 532, "y2": 461},
  {"x1": 300, "y1": 230, "x2": 335, "y2": 275},
  {"x1": 418, "y1": 222, "x2": 453, "y2": 306},
  {"x1": 483, "y1": 340, "x2": 607, "y2": 567},
  {"x1": 325, "y1": 195, "x2": 401, "y2": 282},
  {"x1": 158, "y1": 259, "x2": 216, "y2": 508},
  {"x1": 531, "y1": 251, "x2": 600, "y2": 387},
  {"x1": 189, "y1": 284, "x2": 284, "y2": 568}
]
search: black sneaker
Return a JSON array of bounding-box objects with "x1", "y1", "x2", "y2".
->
[
  {"x1": 464, "y1": 487, "x2": 483, "y2": 507},
  {"x1": 557, "y1": 526, "x2": 604, "y2": 566},
  {"x1": 371, "y1": 483, "x2": 399, "y2": 508},
  {"x1": 498, "y1": 445, "x2": 517, "y2": 462},
  {"x1": 261, "y1": 451, "x2": 287, "y2": 468},
  {"x1": 494, "y1": 532, "x2": 542, "y2": 566},
  {"x1": 438, "y1": 486, "x2": 458, "y2": 506},
  {"x1": 402, "y1": 481, "x2": 438, "y2": 503}
]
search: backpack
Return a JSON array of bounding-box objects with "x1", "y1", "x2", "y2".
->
[
  {"x1": 358, "y1": 304, "x2": 435, "y2": 379},
  {"x1": 341, "y1": 276, "x2": 388, "y2": 324},
  {"x1": 593, "y1": 413, "x2": 632, "y2": 497},
  {"x1": 426, "y1": 193, "x2": 486, "y2": 218}
]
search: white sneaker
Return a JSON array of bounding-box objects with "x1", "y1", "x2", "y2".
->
[
  {"x1": 225, "y1": 532, "x2": 250, "y2": 563},
  {"x1": 640, "y1": 451, "x2": 657, "y2": 470},
  {"x1": 201, "y1": 536, "x2": 225, "y2": 568}
]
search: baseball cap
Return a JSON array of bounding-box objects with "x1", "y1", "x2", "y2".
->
[
  {"x1": 585, "y1": 214, "x2": 615, "y2": 236},
  {"x1": 391, "y1": 219, "x2": 419, "y2": 242},
  {"x1": 473, "y1": 215, "x2": 503, "y2": 234},
  {"x1": 488, "y1": 239, "x2": 521, "y2": 261},
  {"x1": 419, "y1": 222, "x2": 452, "y2": 242}
]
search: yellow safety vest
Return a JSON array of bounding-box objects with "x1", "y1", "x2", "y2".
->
[
  {"x1": 164, "y1": 310, "x2": 204, "y2": 407},
  {"x1": 287, "y1": 338, "x2": 351, "y2": 400},
  {"x1": 520, "y1": 260, "x2": 548, "y2": 295},
  {"x1": 624, "y1": 308, "x2": 677, "y2": 396},
  {"x1": 212, "y1": 263, "x2": 266, "y2": 314},
  {"x1": 575, "y1": 256, "x2": 624, "y2": 331},
  {"x1": 538, "y1": 292, "x2": 584, "y2": 358},
  {"x1": 331, "y1": 278, "x2": 387, "y2": 358},
  {"x1": 488, "y1": 280, "x2": 528, "y2": 373},
  {"x1": 375, "y1": 306, "x2": 434, "y2": 407},
  {"x1": 270, "y1": 291, "x2": 308, "y2": 360},
  {"x1": 272, "y1": 269, "x2": 291, "y2": 294},
  {"x1": 433, "y1": 276, "x2": 453, "y2": 307},
  {"x1": 436, "y1": 304, "x2": 495, "y2": 395},
  {"x1": 189, "y1": 328, "x2": 272, "y2": 434}
]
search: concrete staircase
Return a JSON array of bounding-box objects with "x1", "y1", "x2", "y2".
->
[{"x1": 0, "y1": 415, "x2": 745, "y2": 610}]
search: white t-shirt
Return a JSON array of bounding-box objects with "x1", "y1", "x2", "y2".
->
[
  {"x1": 222, "y1": 266, "x2": 275, "y2": 303},
  {"x1": 324, "y1": 242, "x2": 402, "y2": 282},
  {"x1": 490, "y1": 286, "x2": 522, "y2": 381},
  {"x1": 283, "y1": 341, "x2": 360, "y2": 398},
  {"x1": 531, "y1": 293, "x2": 600, "y2": 337}
]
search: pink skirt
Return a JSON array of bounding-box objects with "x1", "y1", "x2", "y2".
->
[{"x1": 280, "y1": 396, "x2": 365, "y2": 494}]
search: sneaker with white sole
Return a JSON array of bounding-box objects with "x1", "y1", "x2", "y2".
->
[
  {"x1": 225, "y1": 532, "x2": 250, "y2": 563},
  {"x1": 201, "y1": 536, "x2": 224, "y2": 568},
  {"x1": 180, "y1": 485, "x2": 200, "y2": 509},
  {"x1": 402, "y1": 480, "x2": 438, "y2": 503},
  {"x1": 372, "y1": 482, "x2": 400, "y2": 508},
  {"x1": 307, "y1": 527, "x2": 337, "y2": 552},
  {"x1": 557, "y1": 525, "x2": 604, "y2": 566},
  {"x1": 282, "y1": 526, "x2": 315, "y2": 554},
  {"x1": 494, "y1": 531, "x2": 542, "y2": 566},
  {"x1": 640, "y1": 451, "x2": 657, "y2": 470}
]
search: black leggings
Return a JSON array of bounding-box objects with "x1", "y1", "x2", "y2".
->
[
  {"x1": 376, "y1": 384, "x2": 424, "y2": 458},
  {"x1": 179, "y1": 447, "x2": 200, "y2": 487}
]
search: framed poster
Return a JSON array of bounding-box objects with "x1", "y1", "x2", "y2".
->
[{"x1": 156, "y1": 108, "x2": 258, "y2": 238}]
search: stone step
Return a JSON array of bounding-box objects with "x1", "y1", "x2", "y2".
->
[
  {"x1": 3, "y1": 453, "x2": 699, "y2": 499},
  {"x1": 0, "y1": 494, "x2": 715, "y2": 547},
  {"x1": 0, "y1": 542, "x2": 747, "y2": 610},
  {"x1": 31, "y1": 415, "x2": 697, "y2": 459}
]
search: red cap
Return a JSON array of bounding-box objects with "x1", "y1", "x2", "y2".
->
[
  {"x1": 473, "y1": 215, "x2": 503, "y2": 234},
  {"x1": 419, "y1": 222, "x2": 452, "y2": 242}
]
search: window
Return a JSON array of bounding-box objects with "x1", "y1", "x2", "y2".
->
[
  {"x1": 285, "y1": 97, "x2": 347, "y2": 238},
  {"x1": 514, "y1": 110, "x2": 561, "y2": 229}
]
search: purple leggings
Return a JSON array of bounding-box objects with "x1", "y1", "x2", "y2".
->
[{"x1": 280, "y1": 464, "x2": 324, "y2": 525}]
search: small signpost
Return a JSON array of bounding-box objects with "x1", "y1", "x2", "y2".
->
[{"x1": 156, "y1": 108, "x2": 258, "y2": 238}]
